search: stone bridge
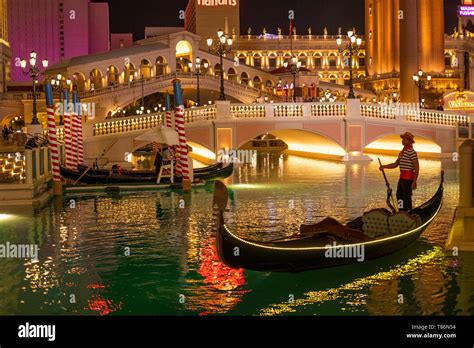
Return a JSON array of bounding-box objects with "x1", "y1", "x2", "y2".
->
[{"x1": 70, "y1": 100, "x2": 471, "y2": 165}]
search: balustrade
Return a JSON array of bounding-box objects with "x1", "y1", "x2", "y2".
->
[{"x1": 230, "y1": 105, "x2": 266, "y2": 118}]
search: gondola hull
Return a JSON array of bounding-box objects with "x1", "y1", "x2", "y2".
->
[
  {"x1": 61, "y1": 162, "x2": 233, "y2": 185},
  {"x1": 77, "y1": 162, "x2": 223, "y2": 177},
  {"x1": 214, "y1": 175, "x2": 443, "y2": 273}
]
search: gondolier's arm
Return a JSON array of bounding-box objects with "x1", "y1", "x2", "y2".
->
[{"x1": 379, "y1": 158, "x2": 400, "y2": 170}]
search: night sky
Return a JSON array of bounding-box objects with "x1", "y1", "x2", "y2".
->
[{"x1": 95, "y1": 0, "x2": 460, "y2": 40}]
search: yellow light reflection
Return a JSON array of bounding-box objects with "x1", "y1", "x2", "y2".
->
[
  {"x1": 188, "y1": 141, "x2": 216, "y2": 160},
  {"x1": 0, "y1": 214, "x2": 14, "y2": 221},
  {"x1": 259, "y1": 247, "x2": 444, "y2": 316},
  {"x1": 366, "y1": 135, "x2": 441, "y2": 154}
]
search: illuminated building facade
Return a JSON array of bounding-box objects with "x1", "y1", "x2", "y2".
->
[
  {"x1": 0, "y1": 0, "x2": 10, "y2": 93},
  {"x1": 183, "y1": 0, "x2": 474, "y2": 102},
  {"x1": 7, "y1": 0, "x2": 111, "y2": 83}
]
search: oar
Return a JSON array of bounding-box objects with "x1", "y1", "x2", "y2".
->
[
  {"x1": 378, "y1": 158, "x2": 399, "y2": 213},
  {"x1": 73, "y1": 166, "x2": 92, "y2": 185}
]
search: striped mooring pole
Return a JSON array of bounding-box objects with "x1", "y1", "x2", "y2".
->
[
  {"x1": 63, "y1": 90, "x2": 75, "y2": 169},
  {"x1": 72, "y1": 90, "x2": 84, "y2": 165},
  {"x1": 165, "y1": 92, "x2": 172, "y2": 128},
  {"x1": 173, "y1": 79, "x2": 191, "y2": 192},
  {"x1": 45, "y1": 82, "x2": 62, "y2": 196}
]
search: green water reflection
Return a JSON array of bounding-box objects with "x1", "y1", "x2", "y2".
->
[{"x1": 0, "y1": 154, "x2": 473, "y2": 316}]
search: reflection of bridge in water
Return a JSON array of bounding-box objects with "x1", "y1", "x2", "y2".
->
[{"x1": 58, "y1": 99, "x2": 471, "y2": 166}]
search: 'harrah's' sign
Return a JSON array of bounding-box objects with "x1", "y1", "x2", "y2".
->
[{"x1": 198, "y1": 0, "x2": 237, "y2": 6}]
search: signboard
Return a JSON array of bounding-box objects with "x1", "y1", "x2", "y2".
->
[
  {"x1": 444, "y1": 91, "x2": 474, "y2": 111},
  {"x1": 197, "y1": 0, "x2": 237, "y2": 6},
  {"x1": 458, "y1": 5, "x2": 474, "y2": 16}
]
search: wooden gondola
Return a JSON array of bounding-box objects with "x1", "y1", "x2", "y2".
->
[
  {"x1": 213, "y1": 172, "x2": 443, "y2": 272},
  {"x1": 77, "y1": 162, "x2": 223, "y2": 177},
  {"x1": 61, "y1": 162, "x2": 233, "y2": 185}
]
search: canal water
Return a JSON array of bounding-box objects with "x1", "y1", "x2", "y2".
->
[{"x1": 0, "y1": 154, "x2": 473, "y2": 316}]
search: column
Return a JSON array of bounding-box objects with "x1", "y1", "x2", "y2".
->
[{"x1": 400, "y1": 0, "x2": 419, "y2": 103}]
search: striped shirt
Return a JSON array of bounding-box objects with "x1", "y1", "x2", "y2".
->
[{"x1": 399, "y1": 147, "x2": 418, "y2": 172}]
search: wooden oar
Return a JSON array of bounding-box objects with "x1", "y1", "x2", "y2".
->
[
  {"x1": 73, "y1": 166, "x2": 91, "y2": 185},
  {"x1": 378, "y1": 158, "x2": 399, "y2": 213}
]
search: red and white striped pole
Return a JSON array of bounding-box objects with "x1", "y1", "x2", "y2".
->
[
  {"x1": 165, "y1": 92, "x2": 172, "y2": 128},
  {"x1": 45, "y1": 82, "x2": 62, "y2": 195},
  {"x1": 63, "y1": 90, "x2": 75, "y2": 169},
  {"x1": 173, "y1": 79, "x2": 191, "y2": 192},
  {"x1": 72, "y1": 91, "x2": 84, "y2": 164},
  {"x1": 70, "y1": 89, "x2": 79, "y2": 168}
]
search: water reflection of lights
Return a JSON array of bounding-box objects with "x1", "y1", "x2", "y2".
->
[
  {"x1": 260, "y1": 248, "x2": 444, "y2": 316},
  {"x1": 185, "y1": 238, "x2": 248, "y2": 316},
  {"x1": 85, "y1": 284, "x2": 123, "y2": 316},
  {"x1": 24, "y1": 257, "x2": 59, "y2": 292}
]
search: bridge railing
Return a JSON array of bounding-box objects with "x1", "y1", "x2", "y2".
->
[
  {"x1": 231, "y1": 104, "x2": 266, "y2": 118},
  {"x1": 76, "y1": 71, "x2": 280, "y2": 101},
  {"x1": 360, "y1": 103, "x2": 396, "y2": 120},
  {"x1": 184, "y1": 105, "x2": 217, "y2": 123},
  {"x1": 406, "y1": 109, "x2": 470, "y2": 126},
  {"x1": 92, "y1": 113, "x2": 165, "y2": 136}
]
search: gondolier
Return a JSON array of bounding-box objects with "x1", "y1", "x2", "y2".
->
[{"x1": 379, "y1": 132, "x2": 419, "y2": 211}]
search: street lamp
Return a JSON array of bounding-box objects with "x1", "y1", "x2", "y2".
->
[
  {"x1": 283, "y1": 56, "x2": 302, "y2": 102},
  {"x1": 20, "y1": 51, "x2": 49, "y2": 124},
  {"x1": 188, "y1": 57, "x2": 209, "y2": 106},
  {"x1": 51, "y1": 74, "x2": 71, "y2": 125},
  {"x1": 336, "y1": 31, "x2": 362, "y2": 99},
  {"x1": 412, "y1": 69, "x2": 432, "y2": 107},
  {"x1": 207, "y1": 29, "x2": 233, "y2": 101}
]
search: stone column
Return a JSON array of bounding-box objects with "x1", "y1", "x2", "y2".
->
[{"x1": 400, "y1": 0, "x2": 419, "y2": 103}]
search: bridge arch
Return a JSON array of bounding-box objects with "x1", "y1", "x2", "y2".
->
[
  {"x1": 253, "y1": 75, "x2": 262, "y2": 90},
  {"x1": 236, "y1": 127, "x2": 345, "y2": 154}
]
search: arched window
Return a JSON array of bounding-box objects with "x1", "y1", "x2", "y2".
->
[
  {"x1": 140, "y1": 59, "x2": 152, "y2": 79},
  {"x1": 89, "y1": 68, "x2": 103, "y2": 90},
  {"x1": 155, "y1": 56, "x2": 167, "y2": 76},
  {"x1": 253, "y1": 76, "x2": 262, "y2": 89},
  {"x1": 241, "y1": 72, "x2": 249, "y2": 85},
  {"x1": 228, "y1": 68, "x2": 237, "y2": 82},
  {"x1": 107, "y1": 65, "x2": 119, "y2": 86}
]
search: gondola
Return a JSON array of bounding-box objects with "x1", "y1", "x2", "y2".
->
[
  {"x1": 212, "y1": 172, "x2": 443, "y2": 272},
  {"x1": 61, "y1": 162, "x2": 233, "y2": 185},
  {"x1": 77, "y1": 162, "x2": 223, "y2": 177}
]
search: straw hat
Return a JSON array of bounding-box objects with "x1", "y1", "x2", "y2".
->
[{"x1": 400, "y1": 132, "x2": 415, "y2": 143}]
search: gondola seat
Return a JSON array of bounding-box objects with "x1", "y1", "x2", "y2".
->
[
  {"x1": 362, "y1": 209, "x2": 391, "y2": 238},
  {"x1": 362, "y1": 209, "x2": 422, "y2": 238},
  {"x1": 387, "y1": 212, "x2": 421, "y2": 235}
]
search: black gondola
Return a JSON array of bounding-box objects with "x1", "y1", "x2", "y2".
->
[
  {"x1": 61, "y1": 162, "x2": 233, "y2": 185},
  {"x1": 77, "y1": 162, "x2": 223, "y2": 177},
  {"x1": 212, "y1": 173, "x2": 443, "y2": 272}
]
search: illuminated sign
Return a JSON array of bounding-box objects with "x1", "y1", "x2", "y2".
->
[
  {"x1": 445, "y1": 92, "x2": 474, "y2": 110},
  {"x1": 464, "y1": 0, "x2": 473, "y2": 5},
  {"x1": 197, "y1": 0, "x2": 237, "y2": 6},
  {"x1": 458, "y1": 5, "x2": 474, "y2": 16}
]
